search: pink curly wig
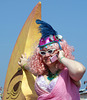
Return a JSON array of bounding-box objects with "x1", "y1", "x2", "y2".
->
[{"x1": 28, "y1": 39, "x2": 74, "y2": 75}]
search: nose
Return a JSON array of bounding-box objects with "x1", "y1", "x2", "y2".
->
[{"x1": 45, "y1": 52, "x2": 50, "y2": 57}]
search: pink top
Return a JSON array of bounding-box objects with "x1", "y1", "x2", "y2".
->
[{"x1": 35, "y1": 68, "x2": 80, "y2": 100}]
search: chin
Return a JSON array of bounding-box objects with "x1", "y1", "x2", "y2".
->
[
  {"x1": 44, "y1": 60, "x2": 52, "y2": 66},
  {"x1": 43, "y1": 58, "x2": 57, "y2": 66},
  {"x1": 45, "y1": 61, "x2": 56, "y2": 67}
]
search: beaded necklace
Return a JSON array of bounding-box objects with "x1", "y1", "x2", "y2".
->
[{"x1": 47, "y1": 69, "x2": 61, "y2": 81}]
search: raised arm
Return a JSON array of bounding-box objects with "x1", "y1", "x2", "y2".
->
[
  {"x1": 58, "y1": 50, "x2": 86, "y2": 82},
  {"x1": 18, "y1": 54, "x2": 30, "y2": 71}
]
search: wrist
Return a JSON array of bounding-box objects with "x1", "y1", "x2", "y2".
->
[
  {"x1": 22, "y1": 63, "x2": 27, "y2": 70},
  {"x1": 59, "y1": 56, "x2": 65, "y2": 63}
]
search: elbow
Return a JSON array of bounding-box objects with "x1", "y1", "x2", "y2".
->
[
  {"x1": 78, "y1": 64, "x2": 86, "y2": 75},
  {"x1": 75, "y1": 65, "x2": 86, "y2": 81}
]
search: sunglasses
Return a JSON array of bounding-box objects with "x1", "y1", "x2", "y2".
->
[{"x1": 39, "y1": 49, "x2": 56, "y2": 55}]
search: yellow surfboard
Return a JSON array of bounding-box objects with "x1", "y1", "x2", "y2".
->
[{"x1": 3, "y1": 2, "x2": 41, "y2": 100}]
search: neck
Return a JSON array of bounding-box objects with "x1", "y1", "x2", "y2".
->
[{"x1": 48, "y1": 62, "x2": 59, "y2": 74}]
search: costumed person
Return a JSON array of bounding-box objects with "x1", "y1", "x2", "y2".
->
[{"x1": 18, "y1": 19, "x2": 86, "y2": 100}]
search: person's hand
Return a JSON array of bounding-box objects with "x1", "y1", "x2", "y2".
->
[
  {"x1": 57, "y1": 50, "x2": 65, "y2": 61},
  {"x1": 18, "y1": 53, "x2": 28, "y2": 70}
]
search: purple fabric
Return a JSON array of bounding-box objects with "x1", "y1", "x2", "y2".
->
[
  {"x1": 35, "y1": 68, "x2": 80, "y2": 100},
  {"x1": 36, "y1": 75, "x2": 58, "y2": 93}
]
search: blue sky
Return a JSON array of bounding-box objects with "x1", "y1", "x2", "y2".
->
[{"x1": 0, "y1": 0, "x2": 87, "y2": 90}]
